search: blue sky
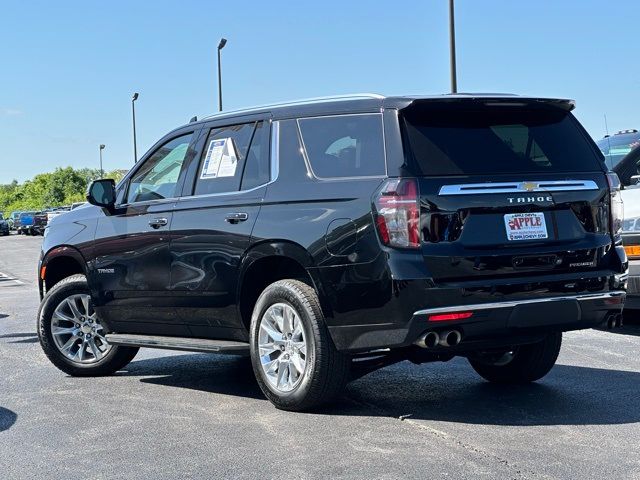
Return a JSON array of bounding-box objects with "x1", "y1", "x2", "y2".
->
[{"x1": 1, "y1": 0, "x2": 638, "y2": 183}]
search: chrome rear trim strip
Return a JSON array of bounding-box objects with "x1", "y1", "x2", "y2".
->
[
  {"x1": 439, "y1": 180, "x2": 599, "y2": 196},
  {"x1": 413, "y1": 291, "x2": 625, "y2": 317}
]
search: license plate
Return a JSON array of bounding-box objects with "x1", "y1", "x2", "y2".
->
[{"x1": 504, "y1": 213, "x2": 548, "y2": 241}]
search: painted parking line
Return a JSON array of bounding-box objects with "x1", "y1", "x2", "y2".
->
[{"x1": 0, "y1": 271, "x2": 24, "y2": 286}]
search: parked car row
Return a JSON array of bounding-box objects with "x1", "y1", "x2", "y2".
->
[{"x1": 4, "y1": 203, "x2": 86, "y2": 236}]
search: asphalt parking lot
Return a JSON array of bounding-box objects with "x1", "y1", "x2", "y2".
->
[{"x1": 1, "y1": 234, "x2": 640, "y2": 479}]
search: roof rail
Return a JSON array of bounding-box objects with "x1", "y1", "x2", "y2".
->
[{"x1": 201, "y1": 93, "x2": 384, "y2": 121}]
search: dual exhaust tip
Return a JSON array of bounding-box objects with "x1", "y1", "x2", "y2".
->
[
  {"x1": 416, "y1": 330, "x2": 462, "y2": 349},
  {"x1": 606, "y1": 313, "x2": 623, "y2": 329}
]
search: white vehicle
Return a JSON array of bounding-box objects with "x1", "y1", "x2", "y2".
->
[{"x1": 621, "y1": 187, "x2": 640, "y2": 309}]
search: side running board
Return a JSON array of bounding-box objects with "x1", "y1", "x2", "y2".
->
[{"x1": 105, "y1": 334, "x2": 250, "y2": 355}]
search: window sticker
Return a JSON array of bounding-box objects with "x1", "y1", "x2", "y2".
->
[{"x1": 200, "y1": 138, "x2": 238, "y2": 179}]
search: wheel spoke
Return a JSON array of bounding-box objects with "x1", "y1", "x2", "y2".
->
[
  {"x1": 293, "y1": 342, "x2": 306, "y2": 356},
  {"x1": 292, "y1": 319, "x2": 303, "y2": 339},
  {"x1": 76, "y1": 341, "x2": 86, "y2": 362},
  {"x1": 60, "y1": 336, "x2": 78, "y2": 354},
  {"x1": 291, "y1": 353, "x2": 305, "y2": 375},
  {"x1": 276, "y1": 361, "x2": 289, "y2": 388},
  {"x1": 81, "y1": 295, "x2": 90, "y2": 317},
  {"x1": 273, "y1": 306, "x2": 285, "y2": 334},
  {"x1": 259, "y1": 342, "x2": 280, "y2": 356},
  {"x1": 66, "y1": 297, "x2": 83, "y2": 321},
  {"x1": 53, "y1": 309, "x2": 74, "y2": 324},
  {"x1": 260, "y1": 318, "x2": 282, "y2": 342},
  {"x1": 262, "y1": 357, "x2": 279, "y2": 376},
  {"x1": 282, "y1": 307, "x2": 294, "y2": 335},
  {"x1": 88, "y1": 338, "x2": 101, "y2": 359},
  {"x1": 52, "y1": 326, "x2": 76, "y2": 336}
]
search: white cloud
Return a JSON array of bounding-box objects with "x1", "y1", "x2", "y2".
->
[{"x1": 2, "y1": 108, "x2": 23, "y2": 116}]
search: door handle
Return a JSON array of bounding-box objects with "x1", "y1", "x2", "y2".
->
[
  {"x1": 225, "y1": 212, "x2": 249, "y2": 224},
  {"x1": 148, "y1": 217, "x2": 168, "y2": 229}
]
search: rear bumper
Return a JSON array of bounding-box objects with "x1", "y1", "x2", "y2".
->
[{"x1": 328, "y1": 290, "x2": 626, "y2": 352}]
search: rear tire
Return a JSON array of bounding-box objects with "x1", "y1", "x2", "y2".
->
[
  {"x1": 38, "y1": 274, "x2": 139, "y2": 377},
  {"x1": 468, "y1": 332, "x2": 562, "y2": 384},
  {"x1": 249, "y1": 279, "x2": 350, "y2": 411}
]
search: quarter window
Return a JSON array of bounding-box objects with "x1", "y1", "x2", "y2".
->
[
  {"x1": 126, "y1": 133, "x2": 193, "y2": 203},
  {"x1": 297, "y1": 114, "x2": 386, "y2": 178}
]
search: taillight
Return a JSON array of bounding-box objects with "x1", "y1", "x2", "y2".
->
[
  {"x1": 373, "y1": 178, "x2": 420, "y2": 248},
  {"x1": 607, "y1": 172, "x2": 624, "y2": 236}
]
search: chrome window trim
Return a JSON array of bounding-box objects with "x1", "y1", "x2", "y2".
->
[
  {"x1": 296, "y1": 112, "x2": 388, "y2": 181},
  {"x1": 439, "y1": 180, "x2": 599, "y2": 196},
  {"x1": 413, "y1": 291, "x2": 625, "y2": 317},
  {"x1": 178, "y1": 120, "x2": 279, "y2": 201}
]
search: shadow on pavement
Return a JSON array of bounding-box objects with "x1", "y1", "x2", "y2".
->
[
  {"x1": 337, "y1": 363, "x2": 640, "y2": 426},
  {"x1": 119, "y1": 353, "x2": 264, "y2": 400},
  {"x1": 0, "y1": 332, "x2": 39, "y2": 344},
  {"x1": 0, "y1": 407, "x2": 17, "y2": 432},
  {"x1": 118, "y1": 353, "x2": 640, "y2": 426}
]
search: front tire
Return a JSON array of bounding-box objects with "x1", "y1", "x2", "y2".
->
[
  {"x1": 38, "y1": 274, "x2": 139, "y2": 377},
  {"x1": 249, "y1": 279, "x2": 350, "y2": 411},
  {"x1": 468, "y1": 332, "x2": 562, "y2": 384}
]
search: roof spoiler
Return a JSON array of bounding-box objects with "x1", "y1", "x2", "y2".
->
[{"x1": 405, "y1": 96, "x2": 576, "y2": 112}]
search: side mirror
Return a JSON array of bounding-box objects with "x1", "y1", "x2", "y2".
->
[{"x1": 86, "y1": 179, "x2": 116, "y2": 210}]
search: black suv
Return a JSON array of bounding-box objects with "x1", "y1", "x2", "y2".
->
[{"x1": 37, "y1": 94, "x2": 628, "y2": 411}]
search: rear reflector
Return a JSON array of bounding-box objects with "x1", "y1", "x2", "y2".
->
[
  {"x1": 40, "y1": 266, "x2": 46, "y2": 280},
  {"x1": 624, "y1": 245, "x2": 640, "y2": 259},
  {"x1": 428, "y1": 312, "x2": 473, "y2": 322}
]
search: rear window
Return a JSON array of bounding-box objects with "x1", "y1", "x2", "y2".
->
[
  {"x1": 402, "y1": 104, "x2": 603, "y2": 176},
  {"x1": 298, "y1": 114, "x2": 386, "y2": 178}
]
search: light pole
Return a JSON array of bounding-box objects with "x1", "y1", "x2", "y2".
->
[
  {"x1": 449, "y1": 0, "x2": 458, "y2": 93},
  {"x1": 217, "y1": 38, "x2": 227, "y2": 111},
  {"x1": 132, "y1": 92, "x2": 139, "y2": 163},
  {"x1": 99, "y1": 144, "x2": 105, "y2": 178}
]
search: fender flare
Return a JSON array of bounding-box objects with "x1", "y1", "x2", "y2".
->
[{"x1": 236, "y1": 240, "x2": 332, "y2": 317}]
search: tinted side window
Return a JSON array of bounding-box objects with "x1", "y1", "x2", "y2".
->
[
  {"x1": 297, "y1": 114, "x2": 386, "y2": 178},
  {"x1": 241, "y1": 121, "x2": 270, "y2": 190},
  {"x1": 194, "y1": 123, "x2": 255, "y2": 195},
  {"x1": 127, "y1": 133, "x2": 193, "y2": 203}
]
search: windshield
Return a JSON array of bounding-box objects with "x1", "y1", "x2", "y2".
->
[
  {"x1": 596, "y1": 132, "x2": 640, "y2": 169},
  {"x1": 402, "y1": 104, "x2": 603, "y2": 176}
]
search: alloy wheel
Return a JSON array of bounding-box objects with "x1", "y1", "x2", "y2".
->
[
  {"x1": 258, "y1": 302, "x2": 307, "y2": 392},
  {"x1": 50, "y1": 294, "x2": 111, "y2": 364}
]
